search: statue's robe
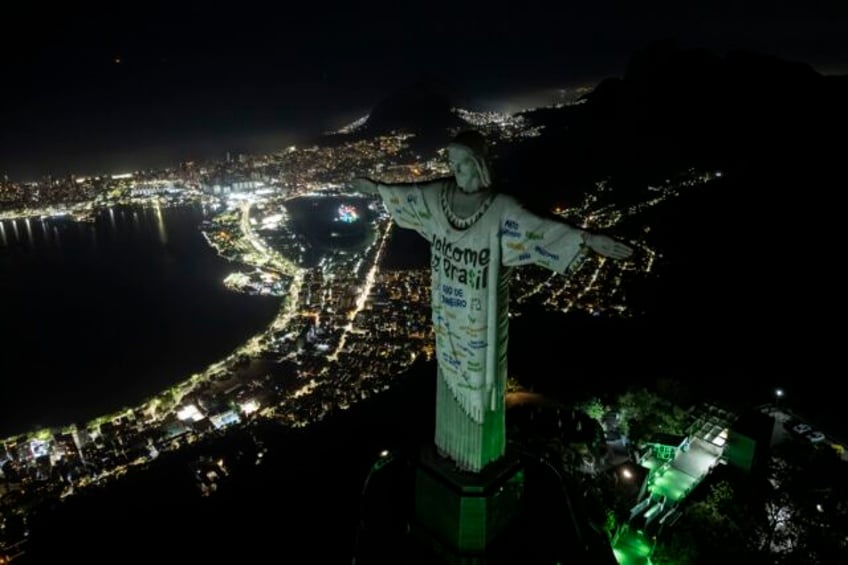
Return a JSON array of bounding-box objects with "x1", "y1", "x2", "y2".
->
[{"x1": 378, "y1": 179, "x2": 585, "y2": 471}]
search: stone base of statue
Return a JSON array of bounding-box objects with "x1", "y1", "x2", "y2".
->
[{"x1": 410, "y1": 444, "x2": 524, "y2": 561}]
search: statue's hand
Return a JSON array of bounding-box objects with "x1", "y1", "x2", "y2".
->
[
  {"x1": 351, "y1": 177, "x2": 378, "y2": 195},
  {"x1": 584, "y1": 233, "x2": 633, "y2": 260}
]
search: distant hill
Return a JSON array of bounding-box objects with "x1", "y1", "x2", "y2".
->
[
  {"x1": 582, "y1": 42, "x2": 845, "y2": 177},
  {"x1": 325, "y1": 81, "x2": 467, "y2": 152},
  {"x1": 365, "y1": 81, "x2": 465, "y2": 135},
  {"x1": 506, "y1": 41, "x2": 848, "y2": 207}
]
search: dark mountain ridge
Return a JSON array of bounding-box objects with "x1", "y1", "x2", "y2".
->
[
  {"x1": 506, "y1": 42, "x2": 847, "y2": 206},
  {"x1": 323, "y1": 80, "x2": 466, "y2": 154}
]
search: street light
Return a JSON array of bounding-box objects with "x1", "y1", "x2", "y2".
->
[{"x1": 774, "y1": 388, "x2": 785, "y2": 412}]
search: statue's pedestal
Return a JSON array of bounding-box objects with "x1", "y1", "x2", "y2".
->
[{"x1": 411, "y1": 445, "x2": 524, "y2": 561}]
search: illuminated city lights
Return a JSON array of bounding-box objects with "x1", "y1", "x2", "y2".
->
[
  {"x1": 240, "y1": 400, "x2": 260, "y2": 415},
  {"x1": 176, "y1": 404, "x2": 204, "y2": 422},
  {"x1": 0, "y1": 124, "x2": 714, "y2": 560}
]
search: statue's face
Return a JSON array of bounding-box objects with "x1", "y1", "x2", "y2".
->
[{"x1": 447, "y1": 146, "x2": 481, "y2": 193}]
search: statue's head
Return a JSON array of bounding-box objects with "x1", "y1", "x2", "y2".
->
[{"x1": 447, "y1": 130, "x2": 491, "y2": 193}]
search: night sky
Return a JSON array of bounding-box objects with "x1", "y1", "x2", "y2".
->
[{"x1": 2, "y1": 1, "x2": 846, "y2": 180}]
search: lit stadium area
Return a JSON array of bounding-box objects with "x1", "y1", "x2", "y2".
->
[{"x1": 335, "y1": 204, "x2": 359, "y2": 224}]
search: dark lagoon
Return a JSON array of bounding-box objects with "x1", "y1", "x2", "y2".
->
[
  {"x1": 281, "y1": 195, "x2": 376, "y2": 267},
  {"x1": 0, "y1": 204, "x2": 280, "y2": 437}
]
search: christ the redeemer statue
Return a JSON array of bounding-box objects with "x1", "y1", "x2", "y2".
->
[{"x1": 353, "y1": 130, "x2": 632, "y2": 473}]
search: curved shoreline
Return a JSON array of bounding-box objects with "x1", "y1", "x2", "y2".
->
[
  {"x1": 0, "y1": 198, "x2": 294, "y2": 442},
  {"x1": 1, "y1": 192, "x2": 388, "y2": 445}
]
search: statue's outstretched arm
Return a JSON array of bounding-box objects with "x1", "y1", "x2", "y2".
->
[
  {"x1": 350, "y1": 176, "x2": 447, "y2": 195},
  {"x1": 581, "y1": 232, "x2": 633, "y2": 260},
  {"x1": 501, "y1": 197, "x2": 634, "y2": 272}
]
